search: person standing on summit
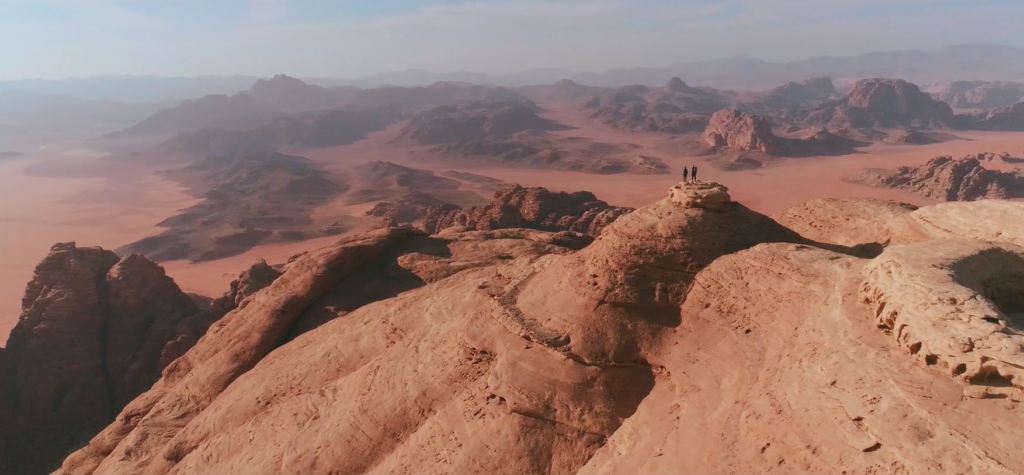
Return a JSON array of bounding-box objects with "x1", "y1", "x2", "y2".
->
[
  {"x1": 691, "y1": 165, "x2": 698, "y2": 183},
  {"x1": 682, "y1": 166, "x2": 688, "y2": 182}
]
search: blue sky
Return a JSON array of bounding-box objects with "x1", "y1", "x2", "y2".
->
[{"x1": 1, "y1": 0, "x2": 1023, "y2": 80}]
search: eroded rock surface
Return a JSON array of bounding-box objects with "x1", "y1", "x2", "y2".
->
[
  {"x1": 861, "y1": 240, "x2": 1024, "y2": 390},
  {"x1": 703, "y1": 109, "x2": 777, "y2": 154},
  {"x1": 858, "y1": 154, "x2": 1024, "y2": 201}
]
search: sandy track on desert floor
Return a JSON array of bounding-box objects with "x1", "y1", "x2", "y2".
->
[{"x1": 2, "y1": 117, "x2": 1023, "y2": 339}]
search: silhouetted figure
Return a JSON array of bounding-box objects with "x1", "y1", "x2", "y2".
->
[
  {"x1": 682, "y1": 167, "x2": 688, "y2": 182},
  {"x1": 691, "y1": 165, "x2": 698, "y2": 183}
]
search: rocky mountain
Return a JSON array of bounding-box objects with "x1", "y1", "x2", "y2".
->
[
  {"x1": 158, "y1": 106, "x2": 404, "y2": 156},
  {"x1": 703, "y1": 109, "x2": 778, "y2": 154},
  {"x1": 2, "y1": 181, "x2": 1024, "y2": 474},
  {"x1": 120, "y1": 153, "x2": 344, "y2": 262},
  {"x1": 242, "y1": 74, "x2": 353, "y2": 114},
  {"x1": 0, "y1": 244, "x2": 278, "y2": 475},
  {"x1": 107, "y1": 93, "x2": 281, "y2": 137},
  {"x1": 422, "y1": 184, "x2": 633, "y2": 236},
  {"x1": 739, "y1": 76, "x2": 841, "y2": 112},
  {"x1": 519, "y1": 79, "x2": 608, "y2": 104},
  {"x1": 349, "y1": 81, "x2": 528, "y2": 109},
  {"x1": 857, "y1": 154, "x2": 1024, "y2": 201},
  {"x1": 935, "y1": 80, "x2": 1024, "y2": 109},
  {"x1": 802, "y1": 78, "x2": 955, "y2": 130},
  {"x1": 396, "y1": 100, "x2": 566, "y2": 144},
  {"x1": 46, "y1": 182, "x2": 1024, "y2": 475},
  {"x1": 107, "y1": 75, "x2": 357, "y2": 137},
  {"x1": 582, "y1": 78, "x2": 728, "y2": 134}
]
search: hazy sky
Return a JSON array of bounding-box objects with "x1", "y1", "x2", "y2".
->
[{"x1": 2, "y1": 0, "x2": 1024, "y2": 80}]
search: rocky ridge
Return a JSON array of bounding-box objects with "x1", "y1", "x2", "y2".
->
[
  {"x1": 7, "y1": 182, "x2": 1024, "y2": 474},
  {"x1": 422, "y1": 184, "x2": 634, "y2": 235},
  {"x1": 856, "y1": 154, "x2": 1024, "y2": 201}
]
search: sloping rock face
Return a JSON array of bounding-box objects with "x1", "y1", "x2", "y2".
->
[
  {"x1": 858, "y1": 154, "x2": 1024, "y2": 201},
  {"x1": 703, "y1": 109, "x2": 777, "y2": 154},
  {"x1": 54, "y1": 182, "x2": 806, "y2": 475},
  {"x1": 0, "y1": 243, "x2": 209, "y2": 475},
  {"x1": 422, "y1": 184, "x2": 633, "y2": 235}
]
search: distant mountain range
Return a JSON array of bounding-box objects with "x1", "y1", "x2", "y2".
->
[{"x1": 2, "y1": 45, "x2": 1024, "y2": 103}]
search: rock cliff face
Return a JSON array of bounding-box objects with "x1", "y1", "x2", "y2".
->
[
  {"x1": 857, "y1": 154, "x2": 1024, "y2": 201},
  {"x1": 422, "y1": 184, "x2": 633, "y2": 235},
  {"x1": 703, "y1": 109, "x2": 777, "y2": 154},
  {"x1": 0, "y1": 244, "x2": 206, "y2": 475}
]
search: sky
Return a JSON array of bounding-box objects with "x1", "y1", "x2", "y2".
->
[{"x1": 2, "y1": 0, "x2": 1024, "y2": 80}]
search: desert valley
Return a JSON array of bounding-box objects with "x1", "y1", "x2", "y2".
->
[{"x1": 5, "y1": 29, "x2": 1024, "y2": 475}]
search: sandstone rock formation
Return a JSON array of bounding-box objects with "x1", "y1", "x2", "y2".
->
[
  {"x1": 0, "y1": 243, "x2": 210, "y2": 475},
  {"x1": 857, "y1": 154, "x2": 1024, "y2": 201},
  {"x1": 208, "y1": 258, "x2": 283, "y2": 317},
  {"x1": 803, "y1": 78, "x2": 955, "y2": 130},
  {"x1": 936, "y1": 80, "x2": 1024, "y2": 110},
  {"x1": 582, "y1": 78, "x2": 727, "y2": 134},
  {"x1": 422, "y1": 184, "x2": 633, "y2": 235},
  {"x1": 16, "y1": 185, "x2": 1024, "y2": 475},
  {"x1": 703, "y1": 109, "x2": 777, "y2": 154},
  {"x1": 861, "y1": 239, "x2": 1024, "y2": 388},
  {"x1": 54, "y1": 182, "x2": 809, "y2": 475},
  {"x1": 364, "y1": 191, "x2": 450, "y2": 226}
]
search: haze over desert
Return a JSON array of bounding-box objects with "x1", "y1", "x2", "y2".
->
[{"x1": 5, "y1": 1, "x2": 1024, "y2": 475}]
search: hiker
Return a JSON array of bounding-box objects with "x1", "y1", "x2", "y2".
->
[
  {"x1": 691, "y1": 165, "x2": 698, "y2": 183},
  {"x1": 682, "y1": 166, "x2": 688, "y2": 182}
]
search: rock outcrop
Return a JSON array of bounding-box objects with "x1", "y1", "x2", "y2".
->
[
  {"x1": 364, "y1": 191, "x2": 451, "y2": 226},
  {"x1": 703, "y1": 109, "x2": 777, "y2": 154},
  {"x1": 208, "y1": 259, "x2": 283, "y2": 317},
  {"x1": 936, "y1": 80, "x2": 1024, "y2": 110},
  {"x1": 861, "y1": 239, "x2": 1024, "y2": 388},
  {"x1": 422, "y1": 184, "x2": 633, "y2": 235},
  {"x1": 804, "y1": 78, "x2": 955, "y2": 130},
  {"x1": 857, "y1": 154, "x2": 1024, "y2": 201},
  {"x1": 0, "y1": 243, "x2": 209, "y2": 475},
  {"x1": 965, "y1": 102, "x2": 1024, "y2": 131}
]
